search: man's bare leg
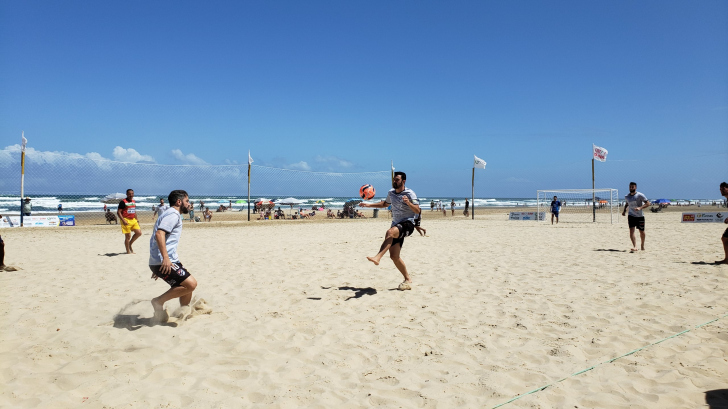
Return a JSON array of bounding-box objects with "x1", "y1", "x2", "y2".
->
[
  {"x1": 389, "y1": 243, "x2": 412, "y2": 290},
  {"x1": 151, "y1": 276, "x2": 198, "y2": 321},
  {"x1": 367, "y1": 226, "x2": 398, "y2": 265},
  {"x1": 0, "y1": 241, "x2": 5, "y2": 270},
  {"x1": 128, "y1": 229, "x2": 142, "y2": 254},
  {"x1": 551, "y1": 214, "x2": 554, "y2": 225},
  {"x1": 716, "y1": 237, "x2": 728, "y2": 264},
  {"x1": 124, "y1": 233, "x2": 132, "y2": 254},
  {"x1": 639, "y1": 230, "x2": 646, "y2": 251},
  {"x1": 415, "y1": 226, "x2": 426, "y2": 236},
  {"x1": 629, "y1": 227, "x2": 639, "y2": 252}
]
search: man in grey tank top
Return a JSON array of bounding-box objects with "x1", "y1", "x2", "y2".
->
[{"x1": 359, "y1": 172, "x2": 420, "y2": 290}]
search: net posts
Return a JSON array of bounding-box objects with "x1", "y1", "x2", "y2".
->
[{"x1": 20, "y1": 132, "x2": 27, "y2": 227}]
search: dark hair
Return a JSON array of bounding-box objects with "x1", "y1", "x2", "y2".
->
[
  {"x1": 126, "y1": 188, "x2": 134, "y2": 193},
  {"x1": 168, "y1": 190, "x2": 188, "y2": 207},
  {"x1": 394, "y1": 171, "x2": 406, "y2": 180},
  {"x1": 629, "y1": 182, "x2": 637, "y2": 186},
  {"x1": 721, "y1": 182, "x2": 728, "y2": 189}
]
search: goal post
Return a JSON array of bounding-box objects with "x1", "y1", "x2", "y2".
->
[{"x1": 537, "y1": 189, "x2": 619, "y2": 223}]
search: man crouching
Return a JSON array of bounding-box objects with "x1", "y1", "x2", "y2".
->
[{"x1": 149, "y1": 190, "x2": 197, "y2": 322}]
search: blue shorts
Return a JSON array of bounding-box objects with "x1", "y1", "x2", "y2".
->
[{"x1": 552, "y1": 211, "x2": 559, "y2": 217}]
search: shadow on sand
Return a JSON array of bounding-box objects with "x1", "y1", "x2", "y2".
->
[
  {"x1": 706, "y1": 389, "x2": 728, "y2": 409},
  {"x1": 113, "y1": 314, "x2": 178, "y2": 331},
  {"x1": 594, "y1": 249, "x2": 627, "y2": 252},
  {"x1": 338, "y1": 286, "x2": 377, "y2": 301},
  {"x1": 100, "y1": 252, "x2": 125, "y2": 257}
]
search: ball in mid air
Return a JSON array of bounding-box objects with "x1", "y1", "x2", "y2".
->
[{"x1": 359, "y1": 184, "x2": 376, "y2": 200}]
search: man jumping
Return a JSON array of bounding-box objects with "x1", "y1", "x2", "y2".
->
[
  {"x1": 359, "y1": 171, "x2": 420, "y2": 290},
  {"x1": 717, "y1": 182, "x2": 728, "y2": 264},
  {"x1": 622, "y1": 182, "x2": 650, "y2": 252},
  {"x1": 117, "y1": 189, "x2": 142, "y2": 254},
  {"x1": 149, "y1": 190, "x2": 197, "y2": 322}
]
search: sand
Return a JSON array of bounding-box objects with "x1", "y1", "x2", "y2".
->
[{"x1": 1, "y1": 212, "x2": 727, "y2": 408}]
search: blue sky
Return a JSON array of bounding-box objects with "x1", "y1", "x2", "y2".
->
[{"x1": 1, "y1": 1, "x2": 726, "y2": 198}]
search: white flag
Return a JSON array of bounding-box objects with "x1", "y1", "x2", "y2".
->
[
  {"x1": 474, "y1": 155, "x2": 486, "y2": 169},
  {"x1": 593, "y1": 144, "x2": 608, "y2": 162},
  {"x1": 21, "y1": 131, "x2": 27, "y2": 153},
  {"x1": 248, "y1": 150, "x2": 254, "y2": 165}
]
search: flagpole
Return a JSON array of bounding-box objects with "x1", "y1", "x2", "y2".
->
[
  {"x1": 20, "y1": 132, "x2": 26, "y2": 227},
  {"x1": 391, "y1": 161, "x2": 394, "y2": 184},
  {"x1": 592, "y1": 158, "x2": 596, "y2": 223},
  {"x1": 471, "y1": 167, "x2": 475, "y2": 220},
  {"x1": 247, "y1": 151, "x2": 251, "y2": 222}
]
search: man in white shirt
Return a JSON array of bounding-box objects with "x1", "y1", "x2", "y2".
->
[
  {"x1": 717, "y1": 182, "x2": 728, "y2": 264},
  {"x1": 148, "y1": 190, "x2": 197, "y2": 322},
  {"x1": 359, "y1": 172, "x2": 420, "y2": 290},
  {"x1": 622, "y1": 182, "x2": 651, "y2": 252}
]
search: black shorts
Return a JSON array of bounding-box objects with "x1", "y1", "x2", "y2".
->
[
  {"x1": 392, "y1": 220, "x2": 415, "y2": 247},
  {"x1": 414, "y1": 216, "x2": 421, "y2": 227},
  {"x1": 723, "y1": 227, "x2": 728, "y2": 239},
  {"x1": 628, "y1": 215, "x2": 645, "y2": 231},
  {"x1": 149, "y1": 262, "x2": 191, "y2": 288}
]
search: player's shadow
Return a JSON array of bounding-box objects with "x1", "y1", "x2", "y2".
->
[
  {"x1": 112, "y1": 314, "x2": 178, "y2": 331},
  {"x1": 675, "y1": 261, "x2": 725, "y2": 266},
  {"x1": 705, "y1": 389, "x2": 728, "y2": 408},
  {"x1": 100, "y1": 252, "x2": 124, "y2": 257},
  {"x1": 338, "y1": 286, "x2": 377, "y2": 301},
  {"x1": 594, "y1": 249, "x2": 627, "y2": 252}
]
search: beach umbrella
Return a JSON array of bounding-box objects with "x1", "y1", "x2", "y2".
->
[
  {"x1": 102, "y1": 193, "x2": 127, "y2": 203},
  {"x1": 653, "y1": 199, "x2": 671, "y2": 204},
  {"x1": 235, "y1": 199, "x2": 246, "y2": 204},
  {"x1": 217, "y1": 200, "x2": 229, "y2": 204},
  {"x1": 276, "y1": 197, "x2": 304, "y2": 218},
  {"x1": 255, "y1": 198, "x2": 274, "y2": 210}
]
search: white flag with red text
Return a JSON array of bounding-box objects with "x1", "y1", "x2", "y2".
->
[{"x1": 593, "y1": 144, "x2": 608, "y2": 162}]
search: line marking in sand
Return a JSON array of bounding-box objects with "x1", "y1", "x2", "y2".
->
[{"x1": 492, "y1": 312, "x2": 728, "y2": 408}]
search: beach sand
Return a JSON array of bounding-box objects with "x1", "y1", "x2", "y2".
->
[{"x1": 1, "y1": 212, "x2": 727, "y2": 408}]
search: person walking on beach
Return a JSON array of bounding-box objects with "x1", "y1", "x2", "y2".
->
[
  {"x1": 359, "y1": 171, "x2": 420, "y2": 290},
  {"x1": 117, "y1": 189, "x2": 142, "y2": 254},
  {"x1": 149, "y1": 189, "x2": 197, "y2": 322},
  {"x1": 550, "y1": 196, "x2": 561, "y2": 224},
  {"x1": 57, "y1": 203, "x2": 63, "y2": 214},
  {"x1": 463, "y1": 199, "x2": 469, "y2": 217},
  {"x1": 622, "y1": 182, "x2": 650, "y2": 252},
  {"x1": 451, "y1": 199, "x2": 456, "y2": 216},
  {"x1": 22, "y1": 197, "x2": 32, "y2": 216},
  {"x1": 157, "y1": 198, "x2": 169, "y2": 219},
  {"x1": 717, "y1": 182, "x2": 728, "y2": 264},
  {"x1": 414, "y1": 209, "x2": 426, "y2": 237}
]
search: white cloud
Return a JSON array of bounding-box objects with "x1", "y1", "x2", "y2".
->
[
  {"x1": 288, "y1": 161, "x2": 311, "y2": 171},
  {"x1": 113, "y1": 146, "x2": 155, "y2": 163},
  {"x1": 315, "y1": 155, "x2": 354, "y2": 168},
  {"x1": 224, "y1": 159, "x2": 239, "y2": 165},
  {"x1": 170, "y1": 149, "x2": 209, "y2": 165}
]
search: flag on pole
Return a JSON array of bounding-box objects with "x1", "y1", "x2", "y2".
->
[
  {"x1": 21, "y1": 132, "x2": 27, "y2": 152},
  {"x1": 248, "y1": 150, "x2": 254, "y2": 165},
  {"x1": 474, "y1": 155, "x2": 486, "y2": 169},
  {"x1": 593, "y1": 144, "x2": 608, "y2": 162}
]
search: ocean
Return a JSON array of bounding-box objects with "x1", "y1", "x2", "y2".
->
[{"x1": 1, "y1": 194, "x2": 722, "y2": 215}]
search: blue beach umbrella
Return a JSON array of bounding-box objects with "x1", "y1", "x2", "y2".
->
[{"x1": 653, "y1": 199, "x2": 671, "y2": 204}]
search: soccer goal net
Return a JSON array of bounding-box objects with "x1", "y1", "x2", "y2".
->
[{"x1": 537, "y1": 189, "x2": 619, "y2": 223}]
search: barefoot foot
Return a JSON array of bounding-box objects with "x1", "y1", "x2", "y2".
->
[
  {"x1": 366, "y1": 256, "x2": 380, "y2": 266},
  {"x1": 398, "y1": 280, "x2": 412, "y2": 291},
  {"x1": 151, "y1": 298, "x2": 168, "y2": 323}
]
